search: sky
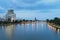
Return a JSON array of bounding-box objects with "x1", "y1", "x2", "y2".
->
[{"x1": 0, "y1": 0, "x2": 60, "y2": 20}]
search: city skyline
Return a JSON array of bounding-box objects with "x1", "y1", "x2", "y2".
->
[{"x1": 0, "y1": 0, "x2": 60, "y2": 20}]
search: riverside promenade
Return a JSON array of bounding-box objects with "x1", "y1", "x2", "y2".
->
[{"x1": 47, "y1": 22, "x2": 60, "y2": 29}]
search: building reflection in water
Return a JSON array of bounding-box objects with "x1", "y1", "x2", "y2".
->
[
  {"x1": 31, "y1": 21, "x2": 44, "y2": 31},
  {"x1": 36, "y1": 21, "x2": 39, "y2": 29},
  {"x1": 47, "y1": 25, "x2": 60, "y2": 35},
  {"x1": 32, "y1": 22, "x2": 35, "y2": 31},
  {"x1": 26, "y1": 23, "x2": 30, "y2": 30},
  {"x1": 2, "y1": 24, "x2": 15, "y2": 40},
  {"x1": 35, "y1": 21, "x2": 39, "y2": 31},
  {"x1": 41, "y1": 22, "x2": 44, "y2": 31},
  {"x1": 32, "y1": 21, "x2": 38, "y2": 31}
]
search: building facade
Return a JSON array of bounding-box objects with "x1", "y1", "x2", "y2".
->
[{"x1": 6, "y1": 9, "x2": 16, "y2": 22}]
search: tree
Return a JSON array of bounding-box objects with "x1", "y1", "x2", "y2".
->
[{"x1": 46, "y1": 19, "x2": 49, "y2": 22}]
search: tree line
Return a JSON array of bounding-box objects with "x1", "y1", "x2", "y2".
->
[{"x1": 46, "y1": 17, "x2": 60, "y2": 25}]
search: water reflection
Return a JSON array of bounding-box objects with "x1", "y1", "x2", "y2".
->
[
  {"x1": 47, "y1": 24, "x2": 60, "y2": 35},
  {"x1": 41, "y1": 22, "x2": 44, "y2": 31},
  {"x1": 32, "y1": 22, "x2": 34, "y2": 31},
  {"x1": 1, "y1": 24, "x2": 15, "y2": 40},
  {"x1": 0, "y1": 22, "x2": 60, "y2": 40},
  {"x1": 19, "y1": 21, "x2": 40, "y2": 32}
]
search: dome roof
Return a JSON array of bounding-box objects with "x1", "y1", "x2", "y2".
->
[{"x1": 8, "y1": 9, "x2": 14, "y2": 14}]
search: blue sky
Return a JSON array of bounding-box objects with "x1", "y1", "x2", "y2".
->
[{"x1": 0, "y1": 0, "x2": 60, "y2": 20}]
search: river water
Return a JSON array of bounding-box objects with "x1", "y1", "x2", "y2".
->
[{"x1": 0, "y1": 22, "x2": 60, "y2": 40}]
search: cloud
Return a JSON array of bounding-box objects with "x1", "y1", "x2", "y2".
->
[
  {"x1": 0, "y1": 0, "x2": 60, "y2": 10},
  {"x1": 0, "y1": 0, "x2": 60, "y2": 20},
  {"x1": 8, "y1": 0, "x2": 60, "y2": 11},
  {"x1": 0, "y1": 6, "x2": 4, "y2": 10},
  {"x1": 13, "y1": 8, "x2": 60, "y2": 20},
  {"x1": 41, "y1": 0, "x2": 59, "y2": 4},
  {"x1": 14, "y1": 10, "x2": 37, "y2": 19},
  {"x1": 11, "y1": 0, "x2": 60, "y2": 6}
]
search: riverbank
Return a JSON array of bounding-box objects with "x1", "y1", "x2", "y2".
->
[
  {"x1": 47, "y1": 22, "x2": 60, "y2": 29},
  {"x1": 0, "y1": 20, "x2": 39, "y2": 25}
]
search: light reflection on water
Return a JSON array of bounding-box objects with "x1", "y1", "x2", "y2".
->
[
  {"x1": 47, "y1": 24, "x2": 60, "y2": 35},
  {"x1": 0, "y1": 22, "x2": 60, "y2": 40}
]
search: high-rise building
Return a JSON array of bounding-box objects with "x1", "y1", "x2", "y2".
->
[
  {"x1": 35, "y1": 17, "x2": 37, "y2": 21},
  {"x1": 6, "y1": 9, "x2": 16, "y2": 22}
]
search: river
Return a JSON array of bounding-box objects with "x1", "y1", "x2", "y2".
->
[{"x1": 0, "y1": 21, "x2": 60, "y2": 40}]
